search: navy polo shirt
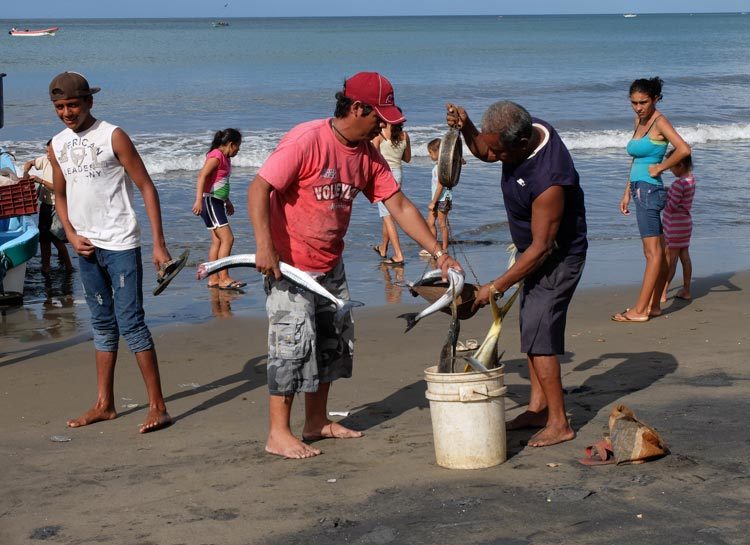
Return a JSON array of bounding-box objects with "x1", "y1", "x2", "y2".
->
[{"x1": 500, "y1": 118, "x2": 588, "y2": 255}]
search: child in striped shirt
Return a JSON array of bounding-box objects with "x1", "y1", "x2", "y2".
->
[{"x1": 661, "y1": 150, "x2": 696, "y2": 301}]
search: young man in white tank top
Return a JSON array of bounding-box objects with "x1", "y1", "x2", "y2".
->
[{"x1": 49, "y1": 72, "x2": 174, "y2": 434}]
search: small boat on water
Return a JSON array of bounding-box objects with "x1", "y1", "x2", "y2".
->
[
  {"x1": 623, "y1": 13, "x2": 637, "y2": 18},
  {"x1": 211, "y1": 21, "x2": 229, "y2": 27},
  {"x1": 8, "y1": 26, "x2": 59, "y2": 37}
]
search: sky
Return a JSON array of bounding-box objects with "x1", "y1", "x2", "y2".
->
[{"x1": 3, "y1": 0, "x2": 750, "y2": 19}]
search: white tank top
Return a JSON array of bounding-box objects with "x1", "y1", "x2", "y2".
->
[
  {"x1": 378, "y1": 138, "x2": 407, "y2": 171},
  {"x1": 52, "y1": 120, "x2": 140, "y2": 250}
]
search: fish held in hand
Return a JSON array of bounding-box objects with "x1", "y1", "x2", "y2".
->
[
  {"x1": 398, "y1": 268, "x2": 465, "y2": 333},
  {"x1": 437, "y1": 283, "x2": 461, "y2": 373},
  {"x1": 197, "y1": 254, "x2": 364, "y2": 321},
  {"x1": 465, "y1": 285, "x2": 521, "y2": 372}
]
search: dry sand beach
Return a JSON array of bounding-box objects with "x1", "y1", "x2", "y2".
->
[{"x1": 1, "y1": 271, "x2": 749, "y2": 545}]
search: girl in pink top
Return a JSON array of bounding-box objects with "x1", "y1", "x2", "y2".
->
[
  {"x1": 192, "y1": 128, "x2": 245, "y2": 289},
  {"x1": 661, "y1": 150, "x2": 696, "y2": 301}
]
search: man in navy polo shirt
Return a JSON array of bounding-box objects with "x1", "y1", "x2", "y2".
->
[{"x1": 447, "y1": 100, "x2": 587, "y2": 448}]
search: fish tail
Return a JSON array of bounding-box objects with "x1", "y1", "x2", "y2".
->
[
  {"x1": 397, "y1": 313, "x2": 418, "y2": 333},
  {"x1": 335, "y1": 300, "x2": 365, "y2": 322}
]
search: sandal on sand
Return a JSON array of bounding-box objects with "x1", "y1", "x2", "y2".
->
[
  {"x1": 611, "y1": 309, "x2": 649, "y2": 323},
  {"x1": 153, "y1": 250, "x2": 190, "y2": 296},
  {"x1": 456, "y1": 339, "x2": 479, "y2": 352},
  {"x1": 579, "y1": 438, "x2": 616, "y2": 466},
  {"x1": 372, "y1": 245, "x2": 387, "y2": 259},
  {"x1": 218, "y1": 280, "x2": 246, "y2": 290},
  {"x1": 418, "y1": 249, "x2": 432, "y2": 257},
  {"x1": 382, "y1": 258, "x2": 405, "y2": 266}
]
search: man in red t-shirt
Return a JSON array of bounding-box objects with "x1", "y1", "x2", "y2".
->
[{"x1": 249, "y1": 72, "x2": 462, "y2": 459}]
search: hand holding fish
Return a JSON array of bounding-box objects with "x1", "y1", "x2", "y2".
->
[
  {"x1": 471, "y1": 281, "x2": 503, "y2": 313},
  {"x1": 436, "y1": 251, "x2": 463, "y2": 280},
  {"x1": 254, "y1": 244, "x2": 282, "y2": 280}
]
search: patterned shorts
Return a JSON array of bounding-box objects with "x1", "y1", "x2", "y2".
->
[{"x1": 263, "y1": 260, "x2": 354, "y2": 395}]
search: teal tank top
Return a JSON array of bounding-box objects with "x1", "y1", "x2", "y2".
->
[{"x1": 626, "y1": 117, "x2": 667, "y2": 185}]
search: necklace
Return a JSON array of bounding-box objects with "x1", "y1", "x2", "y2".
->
[{"x1": 330, "y1": 120, "x2": 356, "y2": 146}]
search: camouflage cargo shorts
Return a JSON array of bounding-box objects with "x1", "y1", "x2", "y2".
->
[{"x1": 263, "y1": 260, "x2": 354, "y2": 395}]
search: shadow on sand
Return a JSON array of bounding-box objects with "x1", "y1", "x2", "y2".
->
[
  {"x1": 116, "y1": 354, "x2": 268, "y2": 423},
  {"x1": 343, "y1": 350, "x2": 678, "y2": 461}
]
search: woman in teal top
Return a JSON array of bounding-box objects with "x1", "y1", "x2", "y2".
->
[{"x1": 613, "y1": 77, "x2": 691, "y2": 323}]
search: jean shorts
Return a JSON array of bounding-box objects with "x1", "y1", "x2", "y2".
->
[
  {"x1": 377, "y1": 169, "x2": 402, "y2": 217},
  {"x1": 79, "y1": 247, "x2": 154, "y2": 353},
  {"x1": 631, "y1": 181, "x2": 666, "y2": 238}
]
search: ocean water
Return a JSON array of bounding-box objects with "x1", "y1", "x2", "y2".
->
[{"x1": 1, "y1": 14, "x2": 749, "y2": 331}]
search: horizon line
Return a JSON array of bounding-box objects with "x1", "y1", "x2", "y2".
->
[{"x1": 2, "y1": 12, "x2": 746, "y2": 20}]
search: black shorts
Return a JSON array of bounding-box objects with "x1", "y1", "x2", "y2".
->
[
  {"x1": 200, "y1": 195, "x2": 229, "y2": 229},
  {"x1": 519, "y1": 252, "x2": 585, "y2": 355},
  {"x1": 38, "y1": 202, "x2": 65, "y2": 243}
]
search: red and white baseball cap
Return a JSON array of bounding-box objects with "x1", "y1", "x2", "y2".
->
[{"x1": 343, "y1": 72, "x2": 405, "y2": 124}]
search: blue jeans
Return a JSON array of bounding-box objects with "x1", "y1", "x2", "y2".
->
[
  {"x1": 79, "y1": 247, "x2": 154, "y2": 353},
  {"x1": 632, "y1": 181, "x2": 666, "y2": 238}
]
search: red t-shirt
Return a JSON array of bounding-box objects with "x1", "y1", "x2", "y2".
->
[{"x1": 258, "y1": 118, "x2": 399, "y2": 272}]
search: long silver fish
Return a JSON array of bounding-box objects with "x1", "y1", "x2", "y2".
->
[
  {"x1": 398, "y1": 268, "x2": 465, "y2": 333},
  {"x1": 405, "y1": 268, "x2": 444, "y2": 293},
  {"x1": 464, "y1": 285, "x2": 521, "y2": 372},
  {"x1": 437, "y1": 281, "x2": 460, "y2": 373},
  {"x1": 464, "y1": 244, "x2": 522, "y2": 372},
  {"x1": 197, "y1": 254, "x2": 364, "y2": 321}
]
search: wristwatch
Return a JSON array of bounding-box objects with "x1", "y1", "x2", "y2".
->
[
  {"x1": 488, "y1": 283, "x2": 504, "y2": 300},
  {"x1": 432, "y1": 249, "x2": 447, "y2": 261}
]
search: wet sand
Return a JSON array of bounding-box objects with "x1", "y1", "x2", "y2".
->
[{"x1": 1, "y1": 271, "x2": 749, "y2": 544}]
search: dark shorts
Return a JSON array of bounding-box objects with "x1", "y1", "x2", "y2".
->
[
  {"x1": 632, "y1": 181, "x2": 666, "y2": 238},
  {"x1": 519, "y1": 252, "x2": 586, "y2": 355},
  {"x1": 38, "y1": 203, "x2": 65, "y2": 243},
  {"x1": 436, "y1": 199, "x2": 452, "y2": 213},
  {"x1": 200, "y1": 195, "x2": 229, "y2": 229}
]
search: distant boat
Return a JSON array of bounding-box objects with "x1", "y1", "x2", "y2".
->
[
  {"x1": 211, "y1": 21, "x2": 229, "y2": 27},
  {"x1": 9, "y1": 26, "x2": 59, "y2": 36},
  {"x1": 623, "y1": 13, "x2": 637, "y2": 18}
]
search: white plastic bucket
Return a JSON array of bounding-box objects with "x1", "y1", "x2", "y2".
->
[{"x1": 424, "y1": 364, "x2": 507, "y2": 469}]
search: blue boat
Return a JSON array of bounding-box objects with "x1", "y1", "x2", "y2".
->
[
  {"x1": 1, "y1": 113, "x2": 40, "y2": 302},
  {"x1": 0, "y1": 215, "x2": 39, "y2": 299}
]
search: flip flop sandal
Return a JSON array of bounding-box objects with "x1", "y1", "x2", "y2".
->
[
  {"x1": 218, "y1": 280, "x2": 246, "y2": 290},
  {"x1": 456, "y1": 339, "x2": 479, "y2": 352},
  {"x1": 372, "y1": 245, "x2": 387, "y2": 259},
  {"x1": 578, "y1": 438, "x2": 616, "y2": 466},
  {"x1": 153, "y1": 250, "x2": 190, "y2": 296},
  {"x1": 611, "y1": 308, "x2": 649, "y2": 323}
]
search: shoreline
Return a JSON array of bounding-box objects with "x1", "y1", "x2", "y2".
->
[
  {"x1": 8, "y1": 233, "x2": 750, "y2": 346},
  {"x1": 1, "y1": 269, "x2": 748, "y2": 543}
]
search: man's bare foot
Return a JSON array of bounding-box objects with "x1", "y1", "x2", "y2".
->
[
  {"x1": 266, "y1": 430, "x2": 321, "y2": 459},
  {"x1": 675, "y1": 289, "x2": 692, "y2": 301},
  {"x1": 302, "y1": 421, "x2": 363, "y2": 441},
  {"x1": 67, "y1": 405, "x2": 117, "y2": 428},
  {"x1": 527, "y1": 424, "x2": 576, "y2": 447},
  {"x1": 139, "y1": 407, "x2": 172, "y2": 434},
  {"x1": 506, "y1": 409, "x2": 548, "y2": 431}
]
